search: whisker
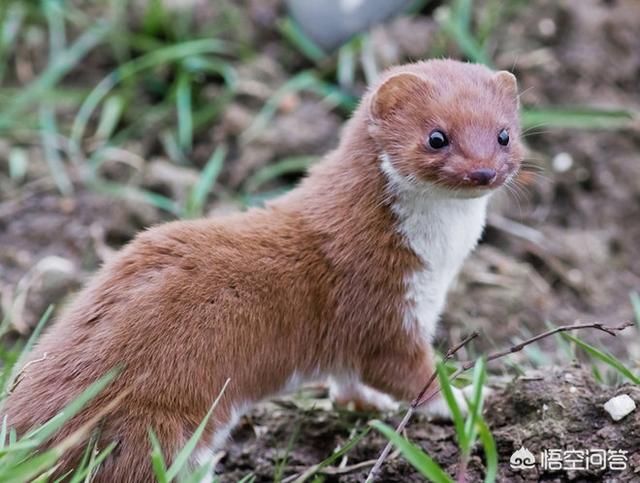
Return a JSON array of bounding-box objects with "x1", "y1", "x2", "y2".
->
[
  {"x1": 521, "y1": 122, "x2": 547, "y2": 133},
  {"x1": 502, "y1": 183, "x2": 525, "y2": 218}
]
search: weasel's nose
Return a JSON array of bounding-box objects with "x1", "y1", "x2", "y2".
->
[{"x1": 468, "y1": 168, "x2": 497, "y2": 186}]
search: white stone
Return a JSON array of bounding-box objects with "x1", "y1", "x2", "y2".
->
[
  {"x1": 603, "y1": 394, "x2": 636, "y2": 421},
  {"x1": 552, "y1": 152, "x2": 573, "y2": 172}
]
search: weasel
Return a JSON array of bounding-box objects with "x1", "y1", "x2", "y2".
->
[{"x1": 3, "y1": 59, "x2": 523, "y2": 482}]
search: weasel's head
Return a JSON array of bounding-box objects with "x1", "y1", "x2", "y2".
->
[{"x1": 367, "y1": 60, "x2": 524, "y2": 198}]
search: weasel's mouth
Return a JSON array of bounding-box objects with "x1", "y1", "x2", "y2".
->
[
  {"x1": 436, "y1": 171, "x2": 505, "y2": 192},
  {"x1": 461, "y1": 168, "x2": 498, "y2": 187},
  {"x1": 433, "y1": 164, "x2": 518, "y2": 194}
]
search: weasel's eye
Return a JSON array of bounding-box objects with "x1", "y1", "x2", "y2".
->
[
  {"x1": 498, "y1": 129, "x2": 510, "y2": 146},
  {"x1": 428, "y1": 130, "x2": 449, "y2": 149}
]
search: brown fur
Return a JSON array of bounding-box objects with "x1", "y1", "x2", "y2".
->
[{"x1": 2, "y1": 60, "x2": 522, "y2": 481}]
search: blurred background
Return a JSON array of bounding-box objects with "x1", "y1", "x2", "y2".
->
[
  {"x1": 0, "y1": 0, "x2": 640, "y2": 356},
  {"x1": 0, "y1": 0, "x2": 639, "y2": 478}
]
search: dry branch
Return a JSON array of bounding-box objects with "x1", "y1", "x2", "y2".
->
[{"x1": 366, "y1": 320, "x2": 633, "y2": 482}]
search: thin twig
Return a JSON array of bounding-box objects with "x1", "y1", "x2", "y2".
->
[
  {"x1": 465, "y1": 321, "x2": 632, "y2": 371},
  {"x1": 284, "y1": 458, "x2": 377, "y2": 482},
  {"x1": 488, "y1": 213, "x2": 546, "y2": 247},
  {"x1": 365, "y1": 321, "x2": 633, "y2": 482},
  {"x1": 366, "y1": 332, "x2": 478, "y2": 483},
  {"x1": 322, "y1": 458, "x2": 377, "y2": 475},
  {"x1": 412, "y1": 331, "x2": 479, "y2": 407}
]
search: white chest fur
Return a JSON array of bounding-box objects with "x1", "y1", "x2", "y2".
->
[{"x1": 381, "y1": 155, "x2": 489, "y2": 342}]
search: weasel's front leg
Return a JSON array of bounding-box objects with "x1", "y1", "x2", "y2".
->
[
  {"x1": 329, "y1": 375, "x2": 398, "y2": 412},
  {"x1": 356, "y1": 343, "x2": 473, "y2": 419},
  {"x1": 327, "y1": 343, "x2": 432, "y2": 412},
  {"x1": 360, "y1": 344, "x2": 435, "y2": 404}
]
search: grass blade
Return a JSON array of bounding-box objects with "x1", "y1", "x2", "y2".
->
[
  {"x1": 148, "y1": 429, "x2": 168, "y2": 483},
  {"x1": 337, "y1": 40, "x2": 358, "y2": 90},
  {"x1": 165, "y1": 378, "x2": 230, "y2": 480},
  {"x1": 5, "y1": 386, "x2": 126, "y2": 482},
  {"x1": 370, "y1": 420, "x2": 453, "y2": 483},
  {"x1": 43, "y1": 0, "x2": 67, "y2": 60},
  {"x1": 437, "y1": 5, "x2": 491, "y2": 66},
  {"x1": 68, "y1": 434, "x2": 94, "y2": 483},
  {"x1": 241, "y1": 71, "x2": 317, "y2": 144},
  {"x1": 90, "y1": 179, "x2": 179, "y2": 216},
  {"x1": 70, "y1": 38, "x2": 230, "y2": 146},
  {"x1": 69, "y1": 441, "x2": 117, "y2": 483},
  {"x1": 5, "y1": 305, "x2": 54, "y2": 395},
  {"x1": 0, "y1": 415, "x2": 7, "y2": 449},
  {"x1": 292, "y1": 427, "x2": 370, "y2": 483},
  {"x1": 182, "y1": 461, "x2": 217, "y2": 483},
  {"x1": 39, "y1": 104, "x2": 73, "y2": 196},
  {"x1": 477, "y1": 419, "x2": 497, "y2": 483},
  {"x1": 0, "y1": 448, "x2": 61, "y2": 483},
  {"x1": 0, "y1": 3, "x2": 25, "y2": 85},
  {"x1": 562, "y1": 333, "x2": 640, "y2": 384},
  {"x1": 176, "y1": 69, "x2": 193, "y2": 153},
  {"x1": 95, "y1": 95, "x2": 124, "y2": 141},
  {"x1": 452, "y1": 0, "x2": 473, "y2": 31},
  {"x1": 521, "y1": 107, "x2": 635, "y2": 130},
  {"x1": 25, "y1": 368, "x2": 120, "y2": 443},
  {"x1": 184, "y1": 145, "x2": 227, "y2": 218},
  {"x1": 240, "y1": 73, "x2": 355, "y2": 145},
  {"x1": 8, "y1": 147, "x2": 28, "y2": 182},
  {"x1": 277, "y1": 16, "x2": 326, "y2": 64},
  {"x1": 435, "y1": 362, "x2": 467, "y2": 450},
  {"x1": 463, "y1": 357, "x2": 486, "y2": 447},
  {"x1": 274, "y1": 419, "x2": 301, "y2": 482},
  {"x1": 0, "y1": 21, "x2": 110, "y2": 130},
  {"x1": 547, "y1": 320, "x2": 575, "y2": 361},
  {"x1": 244, "y1": 155, "x2": 317, "y2": 194}
]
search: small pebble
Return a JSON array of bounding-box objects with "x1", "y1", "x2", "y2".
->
[
  {"x1": 538, "y1": 18, "x2": 557, "y2": 37},
  {"x1": 552, "y1": 152, "x2": 573, "y2": 172},
  {"x1": 603, "y1": 394, "x2": 636, "y2": 421}
]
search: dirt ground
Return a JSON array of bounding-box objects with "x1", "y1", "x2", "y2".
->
[
  {"x1": 1, "y1": 0, "x2": 639, "y2": 481},
  {"x1": 218, "y1": 367, "x2": 640, "y2": 482}
]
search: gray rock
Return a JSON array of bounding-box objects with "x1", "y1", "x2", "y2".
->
[{"x1": 286, "y1": 0, "x2": 412, "y2": 51}]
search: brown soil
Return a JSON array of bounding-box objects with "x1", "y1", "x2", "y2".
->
[{"x1": 216, "y1": 367, "x2": 640, "y2": 482}]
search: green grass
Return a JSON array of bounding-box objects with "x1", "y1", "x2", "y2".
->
[
  {"x1": 371, "y1": 421, "x2": 453, "y2": 483},
  {"x1": 2, "y1": 0, "x2": 631, "y2": 221},
  {"x1": 371, "y1": 358, "x2": 497, "y2": 483},
  {"x1": 183, "y1": 145, "x2": 228, "y2": 218},
  {"x1": 0, "y1": 304, "x2": 231, "y2": 481},
  {"x1": 561, "y1": 333, "x2": 640, "y2": 385},
  {"x1": 0, "y1": 372, "x2": 228, "y2": 482},
  {"x1": 288, "y1": 426, "x2": 371, "y2": 482},
  {"x1": 0, "y1": 360, "x2": 119, "y2": 483}
]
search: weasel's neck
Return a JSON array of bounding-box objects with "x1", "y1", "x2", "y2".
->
[
  {"x1": 380, "y1": 152, "x2": 490, "y2": 270},
  {"x1": 274, "y1": 126, "x2": 412, "y2": 272},
  {"x1": 274, "y1": 126, "x2": 490, "y2": 342},
  {"x1": 274, "y1": 120, "x2": 490, "y2": 273},
  {"x1": 379, "y1": 153, "x2": 490, "y2": 341}
]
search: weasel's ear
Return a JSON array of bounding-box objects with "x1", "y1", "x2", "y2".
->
[
  {"x1": 493, "y1": 71, "x2": 518, "y2": 99},
  {"x1": 369, "y1": 72, "x2": 430, "y2": 121}
]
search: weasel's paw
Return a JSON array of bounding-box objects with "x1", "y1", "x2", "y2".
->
[
  {"x1": 329, "y1": 378, "x2": 399, "y2": 413},
  {"x1": 420, "y1": 385, "x2": 492, "y2": 421}
]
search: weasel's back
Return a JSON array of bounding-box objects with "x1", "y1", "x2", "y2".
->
[{"x1": 2, "y1": 211, "x2": 329, "y2": 480}]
